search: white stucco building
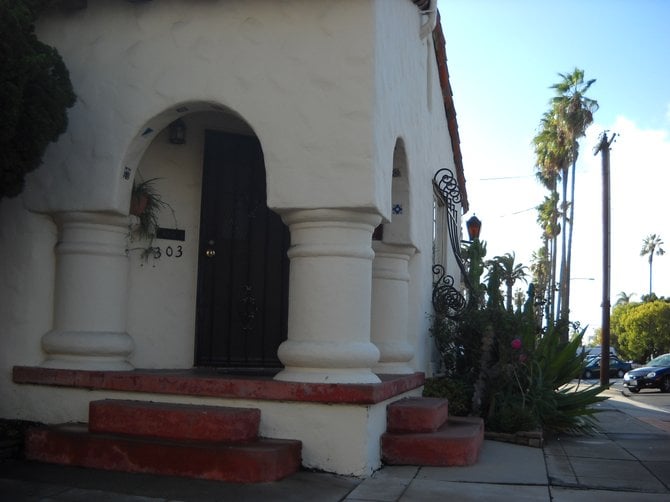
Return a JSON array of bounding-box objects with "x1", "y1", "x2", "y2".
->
[{"x1": 0, "y1": 0, "x2": 470, "y2": 477}]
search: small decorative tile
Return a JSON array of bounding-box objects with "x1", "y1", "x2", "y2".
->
[
  {"x1": 123, "y1": 166, "x2": 132, "y2": 180},
  {"x1": 392, "y1": 203, "x2": 403, "y2": 215}
]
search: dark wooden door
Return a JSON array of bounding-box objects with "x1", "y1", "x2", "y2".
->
[{"x1": 195, "y1": 130, "x2": 289, "y2": 369}]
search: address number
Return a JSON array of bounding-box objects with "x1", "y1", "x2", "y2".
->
[{"x1": 152, "y1": 245, "x2": 183, "y2": 259}]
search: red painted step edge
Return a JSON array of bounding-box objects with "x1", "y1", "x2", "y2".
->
[
  {"x1": 381, "y1": 416, "x2": 484, "y2": 467},
  {"x1": 386, "y1": 397, "x2": 449, "y2": 433},
  {"x1": 12, "y1": 366, "x2": 425, "y2": 405},
  {"x1": 25, "y1": 424, "x2": 302, "y2": 483},
  {"x1": 89, "y1": 400, "x2": 260, "y2": 442}
]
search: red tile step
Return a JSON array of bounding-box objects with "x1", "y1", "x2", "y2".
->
[
  {"x1": 25, "y1": 424, "x2": 301, "y2": 483},
  {"x1": 381, "y1": 398, "x2": 484, "y2": 467},
  {"x1": 89, "y1": 399, "x2": 260, "y2": 442},
  {"x1": 386, "y1": 397, "x2": 449, "y2": 433}
]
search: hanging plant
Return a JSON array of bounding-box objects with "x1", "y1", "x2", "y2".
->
[
  {"x1": 129, "y1": 178, "x2": 172, "y2": 241},
  {"x1": 128, "y1": 177, "x2": 177, "y2": 263}
]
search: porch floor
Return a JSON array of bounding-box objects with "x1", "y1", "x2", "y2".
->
[{"x1": 12, "y1": 366, "x2": 424, "y2": 404}]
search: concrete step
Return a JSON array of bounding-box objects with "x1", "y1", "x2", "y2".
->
[
  {"x1": 381, "y1": 416, "x2": 484, "y2": 466},
  {"x1": 89, "y1": 399, "x2": 260, "y2": 442},
  {"x1": 386, "y1": 397, "x2": 449, "y2": 433},
  {"x1": 25, "y1": 423, "x2": 302, "y2": 483}
]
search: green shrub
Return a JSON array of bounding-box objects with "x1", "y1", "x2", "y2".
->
[
  {"x1": 1, "y1": 0, "x2": 76, "y2": 199},
  {"x1": 423, "y1": 377, "x2": 472, "y2": 416},
  {"x1": 428, "y1": 243, "x2": 606, "y2": 435}
]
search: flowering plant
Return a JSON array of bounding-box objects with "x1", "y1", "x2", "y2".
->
[{"x1": 429, "y1": 243, "x2": 606, "y2": 435}]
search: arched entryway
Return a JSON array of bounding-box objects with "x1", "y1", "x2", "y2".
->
[
  {"x1": 121, "y1": 104, "x2": 291, "y2": 372},
  {"x1": 371, "y1": 138, "x2": 416, "y2": 374},
  {"x1": 124, "y1": 105, "x2": 291, "y2": 371}
]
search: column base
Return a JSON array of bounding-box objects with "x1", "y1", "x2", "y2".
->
[
  {"x1": 274, "y1": 367, "x2": 381, "y2": 384},
  {"x1": 41, "y1": 357, "x2": 134, "y2": 372},
  {"x1": 276, "y1": 339, "x2": 381, "y2": 383},
  {"x1": 41, "y1": 330, "x2": 134, "y2": 371},
  {"x1": 373, "y1": 362, "x2": 414, "y2": 375}
]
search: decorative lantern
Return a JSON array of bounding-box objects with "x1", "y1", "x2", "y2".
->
[
  {"x1": 466, "y1": 215, "x2": 482, "y2": 241},
  {"x1": 168, "y1": 119, "x2": 186, "y2": 145}
]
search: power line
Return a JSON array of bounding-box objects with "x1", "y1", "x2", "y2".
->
[{"x1": 479, "y1": 175, "x2": 535, "y2": 181}]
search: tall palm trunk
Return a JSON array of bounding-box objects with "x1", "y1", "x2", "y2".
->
[
  {"x1": 561, "y1": 150, "x2": 578, "y2": 340},
  {"x1": 548, "y1": 232, "x2": 557, "y2": 329},
  {"x1": 506, "y1": 281, "x2": 513, "y2": 311},
  {"x1": 556, "y1": 165, "x2": 569, "y2": 340},
  {"x1": 547, "y1": 189, "x2": 559, "y2": 330}
]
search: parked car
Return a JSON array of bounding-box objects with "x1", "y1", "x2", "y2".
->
[
  {"x1": 582, "y1": 355, "x2": 633, "y2": 379},
  {"x1": 623, "y1": 353, "x2": 670, "y2": 393}
]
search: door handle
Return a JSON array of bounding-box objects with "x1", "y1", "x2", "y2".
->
[{"x1": 205, "y1": 248, "x2": 216, "y2": 258}]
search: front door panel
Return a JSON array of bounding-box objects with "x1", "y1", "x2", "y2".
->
[{"x1": 195, "y1": 131, "x2": 289, "y2": 369}]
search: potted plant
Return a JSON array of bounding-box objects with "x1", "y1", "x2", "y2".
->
[
  {"x1": 130, "y1": 178, "x2": 169, "y2": 241},
  {"x1": 128, "y1": 178, "x2": 176, "y2": 262}
]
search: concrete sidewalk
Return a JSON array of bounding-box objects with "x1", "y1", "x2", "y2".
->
[{"x1": 2, "y1": 388, "x2": 669, "y2": 501}]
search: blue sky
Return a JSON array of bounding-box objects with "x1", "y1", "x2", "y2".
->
[{"x1": 437, "y1": 0, "x2": 670, "y2": 340}]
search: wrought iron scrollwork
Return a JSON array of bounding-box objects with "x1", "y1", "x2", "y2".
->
[
  {"x1": 432, "y1": 264, "x2": 467, "y2": 319},
  {"x1": 433, "y1": 168, "x2": 470, "y2": 287},
  {"x1": 432, "y1": 168, "x2": 470, "y2": 318},
  {"x1": 238, "y1": 285, "x2": 258, "y2": 334}
]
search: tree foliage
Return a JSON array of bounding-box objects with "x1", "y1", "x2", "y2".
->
[
  {"x1": 486, "y1": 252, "x2": 528, "y2": 312},
  {"x1": 1, "y1": 0, "x2": 76, "y2": 199},
  {"x1": 613, "y1": 300, "x2": 670, "y2": 362}
]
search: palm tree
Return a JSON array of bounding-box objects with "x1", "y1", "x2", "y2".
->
[
  {"x1": 489, "y1": 253, "x2": 529, "y2": 311},
  {"x1": 533, "y1": 112, "x2": 568, "y2": 328},
  {"x1": 531, "y1": 246, "x2": 550, "y2": 325},
  {"x1": 551, "y1": 69, "x2": 598, "y2": 342},
  {"x1": 535, "y1": 193, "x2": 561, "y2": 326},
  {"x1": 641, "y1": 234, "x2": 665, "y2": 296},
  {"x1": 615, "y1": 291, "x2": 635, "y2": 306}
]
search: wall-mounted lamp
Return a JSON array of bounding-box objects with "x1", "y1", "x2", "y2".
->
[
  {"x1": 168, "y1": 119, "x2": 186, "y2": 145},
  {"x1": 466, "y1": 214, "x2": 482, "y2": 241}
]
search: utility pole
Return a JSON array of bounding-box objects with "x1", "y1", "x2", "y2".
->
[{"x1": 595, "y1": 131, "x2": 615, "y2": 387}]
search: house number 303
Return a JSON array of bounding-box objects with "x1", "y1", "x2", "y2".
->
[{"x1": 152, "y1": 245, "x2": 183, "y2": 259}]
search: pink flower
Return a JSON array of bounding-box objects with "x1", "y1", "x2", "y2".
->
[
  {"x1": 519, "y1": 354, "x2": 528, "y2": 363},
  {"x1": 511, "y1": 338, "x2": 522, "y2": 350}
]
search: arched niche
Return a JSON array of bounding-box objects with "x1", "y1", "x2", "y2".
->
[{"x1": 376, "y1": 138, "x2": 411, "y2": 245}]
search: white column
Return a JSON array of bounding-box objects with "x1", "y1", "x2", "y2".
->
[
  {"x1": 41, "y1": 212, "x2": 134, "y2": 370},
  {"x1": 275, "y1": 209, "x2": 382, "y2": 383},
  {"x1": 371, "y1": 242, "x2": 416, "y2": 374}
]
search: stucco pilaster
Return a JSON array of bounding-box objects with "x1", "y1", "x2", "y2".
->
[
  {"x1": 275, "y1": 209, "x2": 382, "y2": 383},
  {"x1": 371, "y1": 242, "x2": 416, "y2": 374},
  {"x1": 41, "y1": 212, "x2": 134, "y2": 370}
]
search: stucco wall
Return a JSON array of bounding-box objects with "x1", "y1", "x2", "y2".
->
[
  {"x1": 372, "y1": 1, "x2": 458, "y2": 373},
  {"x1": 0, "y1": 200, "x2": 56, "y2": 369},
  {"x1": 27, "y1": 0, "x2": 380, "y2": 215}
]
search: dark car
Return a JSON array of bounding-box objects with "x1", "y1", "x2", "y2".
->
[
  {"x1": 582, "y1": 355, "x2": 632, "y2": 379},
  {"x1": 623, "y1": 353, "x2": 670, "y2": 393}
]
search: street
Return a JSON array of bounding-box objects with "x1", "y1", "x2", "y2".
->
[
  {"x1": 616, "y1": 380, "x2": 670, "y2": 414},
  {"x1": 577, "y1": 377, "x2": 670, "y2": 416}
]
